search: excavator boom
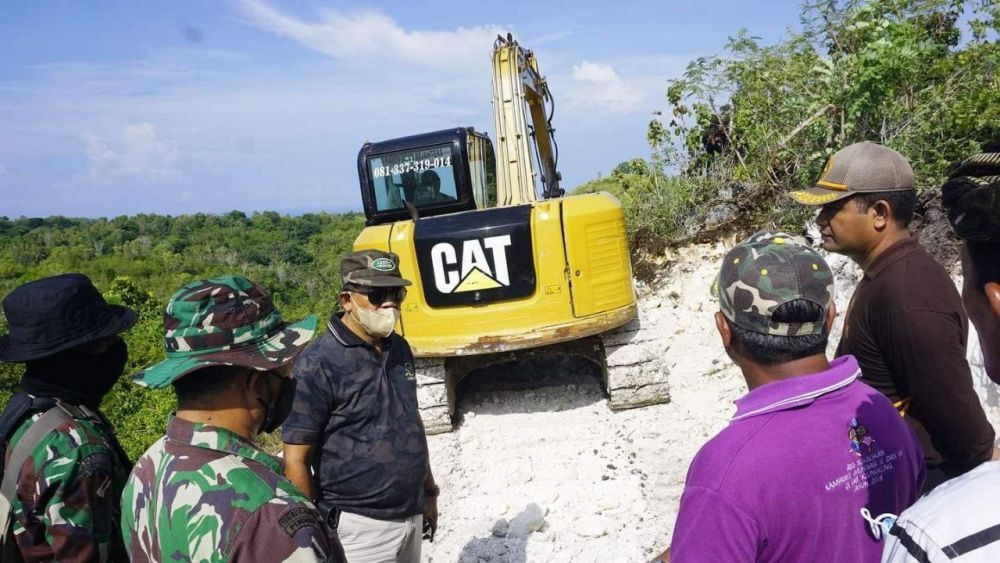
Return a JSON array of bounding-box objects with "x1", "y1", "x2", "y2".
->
[{"x1": 491, "y1": 34, "x2": 562, "y2": 206}]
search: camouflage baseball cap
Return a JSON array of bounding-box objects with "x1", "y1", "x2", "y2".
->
[
  {"x1": 133, "y1": 276, "x2": 317, "y2": 389},
  {"x1": 342, "y1": 249, "x2": 412, "y2": 288},
  {"x1": 712, "y1": 231, "x2": 834, "y2": 336},
  {"x1": 790, "y1": 141, "x2": 914, "y2": 206}
]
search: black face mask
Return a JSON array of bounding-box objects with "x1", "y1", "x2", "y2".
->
[
  {"x1": 22, "y1": 338, "x2": 128, "y2": 409},
  {"x1": 255, "y1": 372, "x2": 296, "y2": 435}
]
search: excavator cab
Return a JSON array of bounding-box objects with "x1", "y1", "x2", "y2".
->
[{"x1": 358, "y1": 128, "x2": 498, "y2": 225}]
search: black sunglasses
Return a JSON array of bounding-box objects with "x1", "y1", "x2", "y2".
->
[{"x1": 353, "y1": 286, "x2": 407, "y2": 305}]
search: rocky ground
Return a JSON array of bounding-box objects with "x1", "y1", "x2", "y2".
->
[{"x1": 423, "y1": 240, "x2": 999, "y2": 563}]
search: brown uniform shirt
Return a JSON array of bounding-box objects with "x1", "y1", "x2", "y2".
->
[{"x1": 836, "y1": 236, "x2": 994, "y2": 475}]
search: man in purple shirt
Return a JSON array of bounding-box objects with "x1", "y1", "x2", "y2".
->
[{"x1": 662, "y1": 231, "x2": 924, "y2": 562}]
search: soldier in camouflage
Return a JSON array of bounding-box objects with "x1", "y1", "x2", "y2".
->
[
  {"x1": 0, "y1": 274, "x2": 135, "y2": 562},
  {"x1": 121, "y1": 275, "x2": 345, "y2": 562}
]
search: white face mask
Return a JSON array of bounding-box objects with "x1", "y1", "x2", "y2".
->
[{"x1": 350, "y1": 294, "x2": 399, "y2": 338}]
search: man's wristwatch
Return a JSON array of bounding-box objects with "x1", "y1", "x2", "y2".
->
[{"x1": 425, "y1": 485, "x2": 440, "y2": 498}]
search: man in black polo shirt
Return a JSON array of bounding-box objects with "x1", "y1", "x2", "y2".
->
[
  {"x1": 791, "y1": 141, "x2": 998, "y2": 491},
  {"x1": 282, "y1": 250, "x2": 439, "y2": 563}
]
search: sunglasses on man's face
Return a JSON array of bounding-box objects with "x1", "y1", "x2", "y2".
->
[{"x1": 355, "y1": 286, "x2": 407, "y2": 305}]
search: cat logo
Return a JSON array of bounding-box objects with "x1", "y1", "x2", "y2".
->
[{"x1": 431, "y1": 235, "x2": 512, "y2": 293}]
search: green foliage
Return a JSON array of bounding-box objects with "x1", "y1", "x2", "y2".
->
[
  {"x1": 646, "y1": 0, "x2": 999, "y2": 233},
  {"x1": 0, "y1": 212, "x2": 364, "y2": 459},
  {"x1": 572, "y1": 168, "x2": 713, "y2": 245}
]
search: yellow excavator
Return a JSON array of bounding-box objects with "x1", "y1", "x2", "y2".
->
[{"x1": 354, "y1": 34, "x2": 668, "y2": 432}]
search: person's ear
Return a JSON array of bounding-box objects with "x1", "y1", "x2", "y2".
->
[
  {"x1": 245, "y1": 369, "x2": 261, "y2": 392},
  {"x1": 825, "y1": 302, "x2": 837, "y2": 333},
  {"x1": 245, "y1": 369, "x2": 274, "y2": 401},
  {"x1": 340, "y1": 291, "x2": 353, "y2": 312},
  {"x1": 715, "y1": 311, "x2": 732, "y2": 348},
  {"x1": 871, "y1": 200, "x2": 892, "y2": 231},
  {"x1": 986, "y1": 281, "x2": 1000, "y2": 319}
]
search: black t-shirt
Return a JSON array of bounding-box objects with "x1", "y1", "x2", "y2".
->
[{"x1": 282, "y1": 313, "x2": 428, "y2": 520}]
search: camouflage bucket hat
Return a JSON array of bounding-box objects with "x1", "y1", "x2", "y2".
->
[
  {"x1": 133, "y1": 275, "x2": 317, "y2": 389},
  {"x1": 712, "y1": 231, "x2": 834, "y2": 336},
  {"x1": 342, "y1": 249, "x2": 412, "y2": 288},
  {"x1": 790, "y1": 141, "x2": 914, "y2": 206}
]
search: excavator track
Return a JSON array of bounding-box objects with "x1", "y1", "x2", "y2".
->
[
  {"x1": 415, "y1": 311, "x2": 671, "y2": 434},
  {"x1": 416, "y1": 358, "x2": 453, "y2": 435},
  {"x1": 600, "y1": 312, "x2": 671, "y2": 410}
]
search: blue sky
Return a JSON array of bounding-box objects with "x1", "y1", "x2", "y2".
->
[{"x1": 0, "y1": 0, "x2": 804, "y2": 218}]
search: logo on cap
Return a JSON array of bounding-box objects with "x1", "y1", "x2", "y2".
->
[
  {"x1": 817, "y1": 155, "x2": 849, "y2": 191},
  {"x1": 372, "y1": 257, "x2": 396, "y2": 272}
]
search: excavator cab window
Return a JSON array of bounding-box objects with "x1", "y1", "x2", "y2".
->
[
  {"x1": 468, "y1": 132, "x2": 497, "y2": 209},
  {"x1": 358, "y1": 128, "x2": 485, "y2": 225},
  {"x1": 367, "y1": 144, "x2": 459, "y2": 212}
]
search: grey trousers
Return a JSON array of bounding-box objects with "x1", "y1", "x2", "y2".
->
[{"x1": 337, "y1": 511, "x2": 423, "y2": 563}]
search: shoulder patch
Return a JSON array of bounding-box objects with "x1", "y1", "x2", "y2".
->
[
  {"x1": 278, "y1": 506, "x2": 321, "y2": 538},
  {"x1": 80, "y1": 451, "x2": 113, "y2": 475}
]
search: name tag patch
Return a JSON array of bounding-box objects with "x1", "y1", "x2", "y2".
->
[{"x1": 279, "y1": 507, "x2": 321, "y2": 537}]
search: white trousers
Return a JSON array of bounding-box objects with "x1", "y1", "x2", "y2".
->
[{"x1": 337, "y1": 511, "x2": 423, "y2": 563}]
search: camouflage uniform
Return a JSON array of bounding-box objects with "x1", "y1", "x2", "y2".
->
[
  {"x1": 712, "y1": 230, "x2": 834, "y2": 335},
  {"x1": 122, "y1": 416, "x2": 331, "y2": 562},
  {"x1": 122, "y1": 276, "x2": 339, "y2": 562},
  {"x1": 5, "y1": 408, "x2": 128, "y2": 562}
]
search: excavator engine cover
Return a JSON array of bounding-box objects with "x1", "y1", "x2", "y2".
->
[{"x1": 413, "y1": 205, "x2": 535, "y2": 307}]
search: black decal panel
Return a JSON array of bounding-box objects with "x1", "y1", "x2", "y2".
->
[{"x1": 414, "y1": 205, "x2": 535, "y2": 307}]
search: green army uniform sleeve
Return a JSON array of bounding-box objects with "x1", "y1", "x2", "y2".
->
[
  {"x1": 226, "y1": 499, "x2": 343, "y2": 562},
  {"x1": 9, "y1": 415, "x2": 126, "y2": 562}
]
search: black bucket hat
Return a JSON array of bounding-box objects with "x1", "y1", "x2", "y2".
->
[{"x1": 0, "y1": 273, "x2": 137, "y2": 363}]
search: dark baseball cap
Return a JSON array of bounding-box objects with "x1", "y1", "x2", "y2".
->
[
  {"x1": 712, "y1": 231, "x2": 834, "y2": 336},
  {"x1": 790, "y1": 141, "x2": 914, "y2": 206},
  {"x1": 342, "y1": 249, "x2": 412, "y2": 288}
]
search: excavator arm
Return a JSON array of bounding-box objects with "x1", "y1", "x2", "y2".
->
[{"x1": 491, "y1": 34, "x2": 563, "y2": 206}]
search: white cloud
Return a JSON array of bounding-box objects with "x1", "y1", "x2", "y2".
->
[
  {"x1": 567, "y1": 60, "x2": 644, "y2": 113},
  {"x1": 238, "y1": 0, "x2": 507, "y2": 70},
  {"x1": 0, "y1": 163, "x2": 6, "y2": 177},
  {"x1": 81, "y1": 123, "x2": 180, "y2": 182}
]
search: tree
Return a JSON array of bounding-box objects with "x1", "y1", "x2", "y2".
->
[{"x1": 647, "y1": 0, "x2": 999, "y2": 229}]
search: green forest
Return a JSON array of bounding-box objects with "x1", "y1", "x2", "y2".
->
[
  {"x1": 2, "y1": 0, "x2": 998, "y2": 459},
  {"x1": 0, "y1": 212, "x2": 363, "y2": 457}
]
